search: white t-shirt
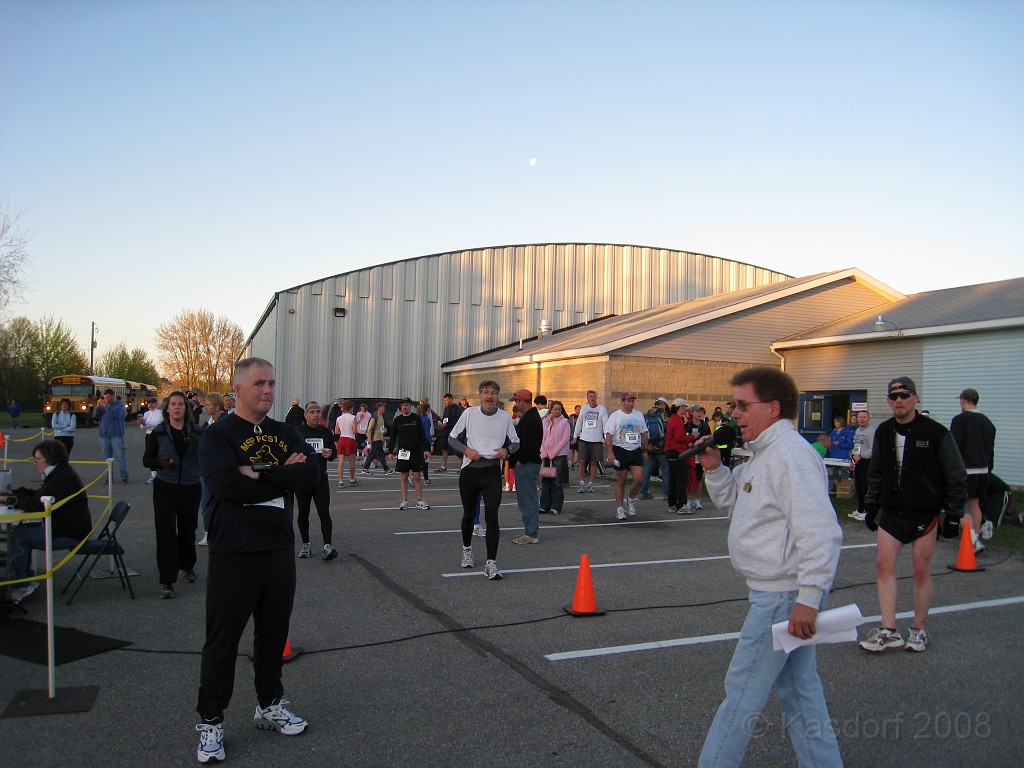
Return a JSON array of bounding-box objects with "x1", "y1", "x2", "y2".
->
[
  {"x1": 449, "y1": 406, "x2": 520, "y2": 469},
  {"x1": 335, "y1": 412, "x2": 357, "y2": 440},
  {"x1": 604, "y1": 409, "x2": 648, "y2": 450},
  {"x1": 574, "y1": 404, "x2": 609, "y2": 442}
]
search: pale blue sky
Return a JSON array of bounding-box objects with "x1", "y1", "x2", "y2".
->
[{"x1": 2, "y1": 0, "x2": 1021, "y2": 362}]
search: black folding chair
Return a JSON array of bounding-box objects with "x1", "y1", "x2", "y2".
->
[{"x1": 61, "y1": 500, "x2": 136, "y2": 605}]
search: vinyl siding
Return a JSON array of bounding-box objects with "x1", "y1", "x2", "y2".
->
[
  {"x1": 781, "y1": 340, "x2": 924, "y2": 426},
  {"x1": 922, "y1": 329, "x2": 1023, "y2": 486}
]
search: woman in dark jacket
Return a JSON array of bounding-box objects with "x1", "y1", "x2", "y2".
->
[
  {"x1": 143, "y1": 391, "x2": 202, "y2": 599},
  {"x1": 2, "y1": 439, "x2": 92, "y2": 602}
]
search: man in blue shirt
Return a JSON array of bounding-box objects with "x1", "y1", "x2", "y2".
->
[{"x1": 93, "y1": 388, "x2": 129, "y2": 483}]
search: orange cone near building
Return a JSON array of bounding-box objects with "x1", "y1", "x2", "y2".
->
[
  {"x1": 564, "y1": 554, "x2": 606, "y2": 616},
  {"x1": 948, "y1": 519, "x2": 985, "y2": 573}
]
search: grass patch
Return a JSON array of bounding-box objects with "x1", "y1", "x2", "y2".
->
[{"x1": 831, "y1": 491, "x2": 1024, "y2": 554}]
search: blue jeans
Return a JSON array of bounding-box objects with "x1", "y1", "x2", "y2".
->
[
  {"x1": 9, "y1": 524, "x2": 80, "y2": 579},
  {"x1": 513, "y1": 462, "x2": 541, "y2": 537},
  {"x1": 640, "y1": 451, "x2": 669, "y2": 495},
  {"x1": 698, "y1": 590, "x2": 843, "y2": 768},
  {"x1": 99, "y1": 435, "x2": 129, "y2": 480}
]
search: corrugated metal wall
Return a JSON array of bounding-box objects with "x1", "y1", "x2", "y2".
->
[
  {"x1": 244, "y1": 244, "x2": 789, "y2": 417},
  {"x1": 922, "y1": 329, "x2": 1023, "y2": 486}
]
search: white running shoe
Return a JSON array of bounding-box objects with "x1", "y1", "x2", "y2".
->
[
  {"x1": 626, "y1": 497, "x2": 637, "y2": 517},
  {"x1": 415, "y1": 499, "x2": 430, "y2": 510},
  {"x1": 859, "y1": 627, "x2": 904, "y2": 652},
  {"x1": 198, "y1": 532, "x2": 208, "y2": 546},
  {"x1": 980, "y1": 520, "x2": 994, "y2": 540},
  {"x1": 196, "y1": 721, "x2": 225, "y2": 763},
  {"x1": 692, "y1": 499, "x2": 703, "y2": 510},
  {"x1": 253, "y1": 699, "x2": 308, "y2": 735},
  {"x1": 473, "y1": 524, "x2": 487, "y2": 537},
  {"x1": 461, "y1": 547, "x2": 475, "y2": 568},
  {"x1": 905, "y1": 626, "x2": 929, "y2": 653},
  {"x1": 616, "y1": 507, "x2": 627, "y2": 520},
  {"x1": 484, "y1": 560, "x2": 502, "y2": 580},
  {"x1": 399, "y1": 501, "x2": 409, "y2": 510},
  {"x1": 298, "y1": 543, "x2": 311, "y2": 559}
]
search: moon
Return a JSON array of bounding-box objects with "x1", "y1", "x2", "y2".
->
[{"x1": 529, "y1": 157, "x2": 537, "y2": 167}]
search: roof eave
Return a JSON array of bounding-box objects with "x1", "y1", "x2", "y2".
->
[{"x1": 772, "y1": 316, "x2": 1024, "y2": 351}]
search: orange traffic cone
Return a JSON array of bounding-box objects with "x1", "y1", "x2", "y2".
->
[
  {"x1": 282, "y1": 635, "x2": 302, "y2": 662},
  {"x1": 563, "y1": 554, "x2": 606, "y2": 617},
  {"x1": 948, "y1": 519, "x2": 985, "y2": 573},
  {"x1": 0, "y1": 431, "x2": 5, "y2": 447}
]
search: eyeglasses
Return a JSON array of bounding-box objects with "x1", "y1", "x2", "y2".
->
[
  {"x1": 32, "y1": 455, "x2": 45, "y2": 464},
  {"x1": 887, "y1": 391, "x2": 913, "y2": 400},
  {"x1": 732, "y1": 400, "x2": 765, "y2": 411}
]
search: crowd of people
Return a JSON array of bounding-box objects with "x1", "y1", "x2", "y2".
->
[{"x1": 1, "y1": 361, "x2": 1004, "y2": 765}]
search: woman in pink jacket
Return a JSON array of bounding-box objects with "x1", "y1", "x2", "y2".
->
[{"x1": 539, "y1": 401, "x2": 571, "y2": 515}]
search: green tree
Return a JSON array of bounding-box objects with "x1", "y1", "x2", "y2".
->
[
  {"x1": 97, "y1": 342, "x2": 160, "y2": 385},
  {"x1": 33, "y1": 315, "x2": 88, "y2": 385},
  {"x1": 155, "y1": 309, "x2": 244, "y2": 393},
  {"x1": 0, "y1": 316, "x2": 41, "y2": 407}
]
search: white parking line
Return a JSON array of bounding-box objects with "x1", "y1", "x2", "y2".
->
[
  {"x1": 442, "y1": 543, "x2": 877, "y2": 578},
  {"x1": 544, "y1": 595, "x2": 1024, "y2": 661},
  {"x1": 398, "y1": 515, "x2": 729, "y2": 533}
]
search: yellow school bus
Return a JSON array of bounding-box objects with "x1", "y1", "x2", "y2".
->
[{"x1": 43, "y1": 375, "x2": 155, "y2": 427}]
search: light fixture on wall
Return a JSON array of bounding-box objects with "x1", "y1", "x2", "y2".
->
[
  {"x1": 873, "y1": 314, "x2": 903, "y2": 336},
  {"x1": 333, "y1": 307, "x2": 347, "y2": 318}
]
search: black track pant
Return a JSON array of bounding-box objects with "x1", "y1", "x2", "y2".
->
[
  {"x1": 459, "y1": 465, "x2": 502, "y2": 560},
  {"x1": 296, "y1": 473, "x2": 333, "y2": 546}
]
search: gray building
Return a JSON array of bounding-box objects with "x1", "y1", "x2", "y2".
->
[{"x1": 241, "y1": 242, "x2": 789, "y2": 414}]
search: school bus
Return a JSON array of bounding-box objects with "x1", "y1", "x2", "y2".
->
[{"x1": 43, "y1": 375, "x2": 158, "y2": 426}]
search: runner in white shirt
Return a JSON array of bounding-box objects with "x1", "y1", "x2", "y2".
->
[
  {"x1": 604, "y1": 391, "x2": 649, "y2": 520},
  {"x1": 572, "y1": 390, "x2": 609, "y2": 493}
]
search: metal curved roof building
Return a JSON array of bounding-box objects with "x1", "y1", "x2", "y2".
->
[{"x1": 242, "y1": 242, "x2": 790, "y2": 414}]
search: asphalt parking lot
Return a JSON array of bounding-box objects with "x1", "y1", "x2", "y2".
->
[{"x1": 2, "y1": 426, "x2": 1022, "y2": 767}]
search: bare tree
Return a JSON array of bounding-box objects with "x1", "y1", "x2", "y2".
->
[
  {"x1": 0, "y1": 202, "x2": 32, "y2": 313},
  {"x1": 155, "y1": 309, "x2": 245, "y2": 393}
]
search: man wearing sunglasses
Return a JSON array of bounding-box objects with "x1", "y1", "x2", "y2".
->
[
  {"x1": 695, "y1": 367, "x2": 843, "y2": 767},
  {"x1": 859, "y1": 376, "x2": 967, "y2": 655}
]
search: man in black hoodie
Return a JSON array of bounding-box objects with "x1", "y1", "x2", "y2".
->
[{"x1": 859, "y1": 376, "x2": 966, "y2": 655}]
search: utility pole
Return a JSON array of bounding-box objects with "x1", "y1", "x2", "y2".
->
[{"x1": 90, "y1": 322, "x2": 98, "y2": 374}]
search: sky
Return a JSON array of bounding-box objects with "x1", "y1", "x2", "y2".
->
[{"x1": 2, "y1": 0, "x2": 1022, "y2": 366}]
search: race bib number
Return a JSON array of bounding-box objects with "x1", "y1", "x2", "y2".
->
[
  {"x1": 398, "y1": 449, "x2": 411, "y2": 460},
  {"x1": 624, "y1": 430, "x2": 639, "y2": 443},
  {"x1": 306, "y1": 437, "x2": 324, "y2": 452},
  {"x1": 584, "y1": 417, "x2": 598, "y2": 429}
]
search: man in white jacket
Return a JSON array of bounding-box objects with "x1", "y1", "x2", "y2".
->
[{"x1": 696, "y1": 366, "x2": 843, "y2": 768}]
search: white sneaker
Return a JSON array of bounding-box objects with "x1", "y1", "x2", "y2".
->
[
  {"x1": 587, "y1": 483, "x2": 596, "y2": 493},
  {"x1": 253, "y1": 699, "x2": 308, "y2": 735},
  {"x1": 322, "y1": 545, "x2": 338, "y2": 561},
  {"x1": 11, "y1": 581, "x2": 39, "y2": 603},
  {"x1": 502, "y1": 483, "x2": 510, "y2": 492},
  {"x1": 905, "y1": 626, "x2": 929, "y2": 653},
  {"x1": 626, "y1": 497, "x2": 637, "y2": 517},
  {"x1": 298, "y1": 543, "x2": 311, "y2": 559},
  {"x1": 198, "y1": 532, "x2": 208, "y2": 546},
  {"x1": 616, "y1": 507, "x2": 627, "y2": 520},
  {"x1": 692, "y1": 499, "x2": 703, "y2": 510},
  {"x1": 484, "y1": 560, "x2": 502, "y2": 580},
  {"x1": 980, "y1": 520, "x2": 994, "y2": 540},
  {"x1": 473, "y1": 524, "x2": 487, "y2": 537},
  {"x1": 349, "y1": 477, "x2": 359, "y2": 485},
  {"x1": 578, "y1": 483, "x2": 586, "y2": 494},
  {"x1": 848, "y1": 511, "x2": 867, "y2": 521},
  {"x1": 415, "y1": 499, "x2": 430, "y2": 510},
  {"x1": 859, "y1": 627, "x2": 904, "y2": 652},
  {"x1": 196, "y1": 721, "x2": 225, "y2": 763},
  {"x1": 399, "y1": 501, "x2": 409, "y2": 510},
  {"x1": 461, "y1": 547, "x2": 475, "y2": 568}
]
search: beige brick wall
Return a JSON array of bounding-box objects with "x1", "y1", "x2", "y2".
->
[{"x1": 447, "y1": 355, "x2": 767, "y2": 411}]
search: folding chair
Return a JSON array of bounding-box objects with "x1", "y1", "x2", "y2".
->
[{"x1": 61, "y1": 500, "x2": 136, "y2": 605}]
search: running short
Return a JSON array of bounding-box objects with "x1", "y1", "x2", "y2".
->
[
  {"x1": 336, "y1": 436, "x2": 357, "y2": 456},
  {"x1": 965, "y1": 473, "x2": 989, "y2": 500},
  {"x1": 577, "y1": 440, "x2": 603, "y2": 466},
  {"x1": 395, "y1": 452, "x2": 425, "y2": 474},
  {"x1": 878, "y1": 511, "x2": 939, "y2": 545},
  {"x1": 612, "y1": 445, "x2": 644, "y2": 470}
]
